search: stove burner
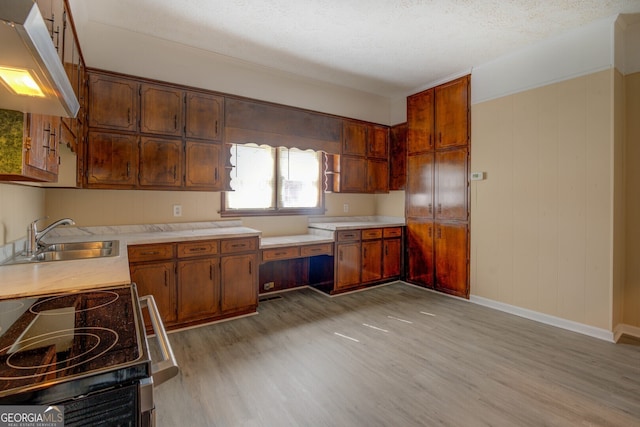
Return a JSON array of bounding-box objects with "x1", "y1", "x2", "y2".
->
[
  {"x1": 30, "y1": 291, "x2": 119, "y2": 315},
  {"x1": 0, "y1": 301, "x2": 26, "y2": 315},
  {"x1": 0, "y1": 327, "x2": 118, "y2": 380}
]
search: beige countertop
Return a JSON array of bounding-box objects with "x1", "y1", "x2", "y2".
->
[
  {"x1": 0, "y1": 224, "x2": 260, "y2": 300},
  {"x1": 260, "y1": 234, "x2": 334, "y2": 249},
  {"x1": 0, "y1": 217, "x2": 405, "y2": 299},
  {"x1": 308, "y1": 216, "x2": 405, "y2": 231}
]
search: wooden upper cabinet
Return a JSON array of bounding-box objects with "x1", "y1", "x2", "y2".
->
[
  {"x1": 185, "y1": 140, "x2": 223, "y2": 190},
  {"x1": 339, "y1": 156, "x2": 367, "y2": 192},
  {"x1": 407, "y1": 88, "x2": 434, "y2": 154},
  {"x1": 435, "y1": 76, "x2": 469, "y2": 149},
  {"x1": 406, "y1": 152, "x2": 434, "y2": 218},
  {"x1": 435, "y1": 147, "x2": 468, "y2": 221},
  {"x1": 435, "y1": 223, "x2": 469, "y2": 298},
  {"x1": 368, "y1": 125, "x2": 388, "y2": 159},
  {"x1": 389, "y1": 123, "x2": 407, "y2": 191},
  {"x1": 88, "y1": 73, "x2": 139, "y2": 132},
  {"x1": 140, "y1": 84, "x2": 183, "y2": 137},
  {"x1": 86, "y1": 131, "x2": 138, "y2": 187},
  {"x1": 342, "y1": 120, "x2": 367, "y2": 156},
  {"x1": 139, "y1": 137, "x2": 183, "y2": 188},
  {"x1": 185, "y1": 92, "x2": 223, "y2": 141},
  {"x1": 368, "y1": 159, "x2": 389, "y2": 193}
]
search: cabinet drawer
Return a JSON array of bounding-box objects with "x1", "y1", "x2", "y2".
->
[
  {"x1": 128, "y1": 243, "x2": 175, "y2": 262},
  {"x1": 337, "y1": 230, "x2": 361, "y2": 242},
  {"x1": 221, "y1": 237, "x2": 258, "y2": 254},
  {"x1": 383, "y1": 227, "x2": 403, "y2": 238},
  {"x1": 177, "y1": 240, "x2": 219, "y2": 258},
  {"x1": 262, "y1": 246, "x2": 300, "y2": 262},
  {"x1": 361, "y1": 228, "x2": 382, "y2": 240},
  {"x1": 300, "y1": 243, "x2": 333, "y2": 257}
]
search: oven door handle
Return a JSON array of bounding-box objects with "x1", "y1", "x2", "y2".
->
[{"x1": 139, "y1": 295, "x2": 179, "y2": 387}]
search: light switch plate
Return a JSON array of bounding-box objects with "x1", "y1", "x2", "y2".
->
[{"x1": 470, "y1": 172, "x2": 485, "y2": 181}]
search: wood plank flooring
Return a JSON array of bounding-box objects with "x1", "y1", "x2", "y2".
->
[{"x1": 154, "y1": 282, "x2": 640, "y2": 426}]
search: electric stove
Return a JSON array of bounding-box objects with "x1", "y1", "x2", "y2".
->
[{"x1": 0, "y1": 285, "x2": 150, "y2": 407}]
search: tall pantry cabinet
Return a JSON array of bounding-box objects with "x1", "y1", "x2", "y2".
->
[{"x1": 405, "y1": 76, "x2": 470, "y2": 298}]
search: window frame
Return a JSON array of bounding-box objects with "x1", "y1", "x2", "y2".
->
[{"x1": 220, "y1": 145, "x2": 326, "y2": 217}]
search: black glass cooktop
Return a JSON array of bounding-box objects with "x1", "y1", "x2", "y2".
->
[{"x1": 0, "y1": 286, "x2": 147, "y2": 399}]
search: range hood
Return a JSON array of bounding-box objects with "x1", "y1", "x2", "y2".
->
[{"x1": 0, "y1": 0, "x2": 79, "y2": 118}]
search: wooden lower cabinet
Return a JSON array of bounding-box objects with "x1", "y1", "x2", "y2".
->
[
  {"x1": 221, "y1": 253, "x2": 258, "y2": 313},
  {"x1": 335, "y1": 241, "x2": 361, "y2": 290},
  {"x1": 130, "y1": 260, "x2": 177, "y2": 326},
  {"x1": 434, "y1": 223, "x2": 469, "y2": 298},
  {"x1": 361, "y1": 239, "x2": 382, "y2": 283},
  {"x1": 406, "y1": 219, "x2": 468, "y2": 297},
  {"x1": 383, "y1": 238, "x2": 402, "y2": 279},
  {"x1": 177, "y1": 257, "x2": 220, "y2": 322},
  {"x1": 406, "y1": 219, "x2": 435, "y2": 287},
  {"x1": 129, "y1": 236, "x2": 258, "y2": 330},
  {"x1": 334, "y1": 227, "x2": 402, "y2": 293}
]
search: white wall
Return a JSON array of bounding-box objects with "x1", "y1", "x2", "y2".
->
[{"x1": 72, "y1": 19, "x2": 392, "y2": 125}]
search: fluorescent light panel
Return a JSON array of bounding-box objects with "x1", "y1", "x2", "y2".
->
[{"x1": 0, "y1": 66, "x2": 45, "y2": 97}]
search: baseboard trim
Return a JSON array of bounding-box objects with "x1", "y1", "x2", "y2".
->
[
  {"x1": 469, "y1": 295, "x2": 615, "y2": 343},
  {"x1": 613, "y1": 323, "x2": 640, "y2": 342}
]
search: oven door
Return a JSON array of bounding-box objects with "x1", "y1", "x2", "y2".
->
[{"x1": 138, "y1": 294, "x2": 179, "y2": 427}]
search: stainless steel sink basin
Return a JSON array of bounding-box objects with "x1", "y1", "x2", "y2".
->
[
  {"x1": 2, "y1": 240, "x2": 119, "y2": 265},
  {"x1": 43, "y1": 240, "x2": 116, "y2": 252}
]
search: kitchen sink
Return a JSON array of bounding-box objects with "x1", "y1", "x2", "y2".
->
[
  {"x1": 43, "y1": 240, "x2": 116, "y2": 252},
  {"x1": 2, "y1": 240, "x2": 119, "y2": 265}
]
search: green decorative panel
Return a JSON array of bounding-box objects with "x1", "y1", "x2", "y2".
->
[{"x1": 0, "y1": 109, "x2": 25, "y2": 174}]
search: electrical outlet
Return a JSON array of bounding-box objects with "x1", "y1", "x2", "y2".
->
[
  {"x1": 343, "y1": 203, "x2": 349, "y2": 213},
  {"x1": 173, "y1": 204, "x2": 182, "y2": 217},
  {"x1": 264, "y1": 281, "x2": 275, "y2": 291}
]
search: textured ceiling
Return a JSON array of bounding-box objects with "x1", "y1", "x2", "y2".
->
[{"x1": 70, "y1": 0, "x2": 640, "y2": 97}]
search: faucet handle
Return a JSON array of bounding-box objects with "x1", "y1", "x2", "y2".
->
[{"x1": 29, "y1": 216, "x2": 49, "y2": 232}]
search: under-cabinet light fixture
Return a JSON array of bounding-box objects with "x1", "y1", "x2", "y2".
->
[{"x1": 0, "y1": 66, "x2": 45, "y2": 97}]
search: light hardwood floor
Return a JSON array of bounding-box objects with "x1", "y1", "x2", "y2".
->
[{"x1": 154, "y1": 282, "x2": 640, "y2": 426}]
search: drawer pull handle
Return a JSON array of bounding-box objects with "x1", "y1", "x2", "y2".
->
[
  {"x1": 275, "y1": 251, "x2": 287, "y2": 256},
  {"x1": 189, "y1": 247, "x2": 207, "y2": 252},
  {"x1": 141, "y1": 251, "x2": 160, "y2": 255},
  {"x1": 231, "y1": 243, "x2": 246, "y2": 248}
]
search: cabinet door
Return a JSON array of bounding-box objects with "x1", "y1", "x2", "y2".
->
[
  {"x1": 177, "y1": 258, "x2": 220, "y2": 321},
  {"x1": 86, "y1": 131, "x2": 138, "y2": 187},
  {"x1": 185, "y1": 140, "x2": 223, "y2": 189},
  {"x1": 435, "y1": 223, "x2": 469, "y2": 298},
  {"x1": 435, "y1": 147, "x2": 468, "y2": 221},
  {"x1": 407, "y1": 88, "x2": 434, "y2": 154},
  {"x1": 139, "y1": 137, "x2": 183, "y2": 188},
  {"x1": 185, "y1": 92, "x2": 223, "y2": 141},
  {"x1": 389, "y1": 123, "x2": 407, "y2": 191},
  {"x1": 406, "y1": 219, "x2": 434, "y2": 288},
  {"x1": 140, "y1": 84, "x2": 184, "y2": 137},
  {"x1": 130, "y1": 261, "x2": 177, "y2": 325},
  {"x1": 335, "y1": 242, "x2": 361, "y2": 290},
  {"x1": 342, "y1": 121, "x2": 367, "y2": 156},
  {"x1": 26, "y1": 114, "x2": 51, "y2": 173},
  {"x1": 220, "y1": 254, "x2": 258, "y2": 313},
  {"x1": 435, "y1": 76, "x2": 469, "y2": 149},
  {"x1": 367, "y1": 159, "x2": 389, "y2": 193},
  {"x1": 361, "y1": 240, "x2": 382, "y2": 283},
  {"x1": 383, "y1": 238, "x2": 402, "y2": 279},
  {"x1": 340, "y1": 156, "x2": 367, "y2": 192},
  {"x1": 406, "y1": 153, "x2": 434, "y2": 218},
  {"x1": 88, "y1": 73, "x2": 138, "y2": 132},
  {"x1": 368, "y1": 125, "x2": 388, "y2": 159},
  {"x1": 45, "y1": 116, "x2": 59, "y2": 175}
]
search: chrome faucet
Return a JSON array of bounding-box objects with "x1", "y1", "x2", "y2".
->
[{"x1": 26, "y1": 217, "x2": 75, "y2": 256}]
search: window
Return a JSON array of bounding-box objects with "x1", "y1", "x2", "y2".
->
[{"x1": 221, "y1": 143, "x2": 324, "y2": 216}]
